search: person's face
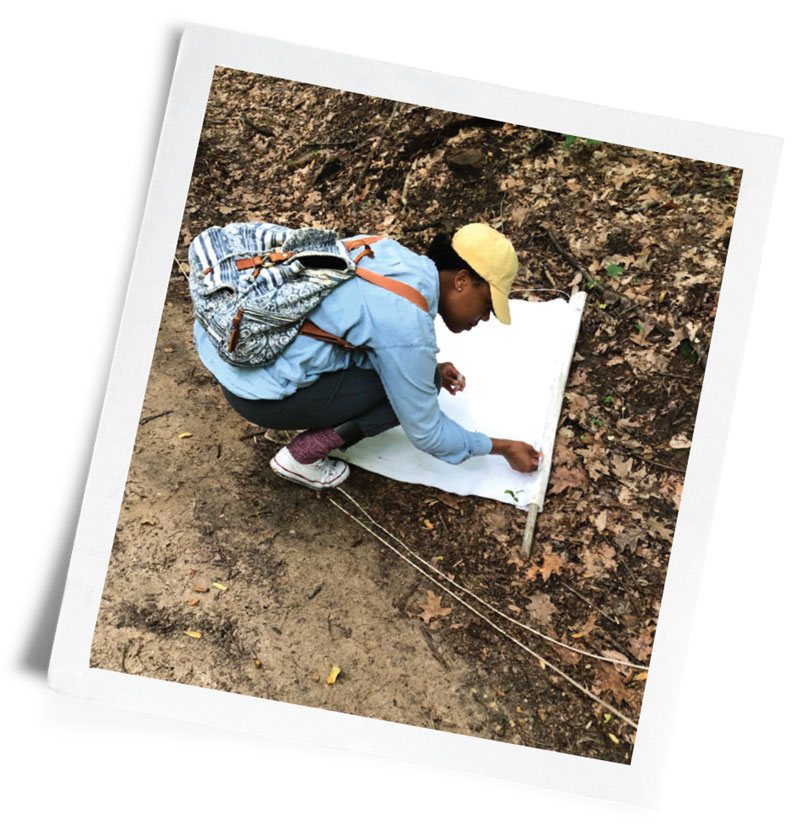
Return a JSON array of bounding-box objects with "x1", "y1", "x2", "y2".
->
[{"x1": 440, "y1": 271, "x2": 493, "y2": 334}]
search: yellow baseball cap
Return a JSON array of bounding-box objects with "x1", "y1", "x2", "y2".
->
[{"x1": 451, "y1": 223, "x2": 518, "y2": 324}]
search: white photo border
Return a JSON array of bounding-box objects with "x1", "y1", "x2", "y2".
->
[{"x1": 47, "y1": 22, "x2": 782, "y2": 807}]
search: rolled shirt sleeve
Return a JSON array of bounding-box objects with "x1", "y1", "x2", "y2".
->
[{"x1": 367, "y1": 344, "x2": 492, "y2": 465}]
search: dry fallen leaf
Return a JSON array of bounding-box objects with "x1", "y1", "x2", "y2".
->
[
  {"x1": 548, "y1": 464, "x2": 588, "y2": 495},
  {"x1": 416, "y1": 591, "x2": 452, "y2": 624},
  {"x1": 628, "y1": 627, "x2": 654, "y2": 662},
  {"x1": 435, "y1": 492, "x2": 461, "y2": 510},
  {"x1": 669, "y1": 433, "x2": 692, "y2": 449},
  {"x1": 572, "y1": 613, "x2": 599, "y2": 639},
  {"x1": 525, "y1": 551, "x2": 565, "y2": 582},
  {"x1": 592, "y1": 662, "x2": 635, "y2": 706},
  {"x1": 526, "y1": 593, "x2": 556, "y2": 625}
]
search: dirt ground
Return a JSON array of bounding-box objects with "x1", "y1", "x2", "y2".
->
[{"x1": 90, "y1": 68, "x2": 741, "y2": 764}]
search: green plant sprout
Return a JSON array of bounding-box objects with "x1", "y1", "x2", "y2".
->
[
  {"x1": 504, "y1": 489, "x2": 524, "y2": 504},
  {"x1": 563, "y1": 135, "x2": 603, "y2": 147}
]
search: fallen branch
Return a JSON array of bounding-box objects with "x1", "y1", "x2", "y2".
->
[
  {"x1": 242, "y1": 113, "x2": 276, "y2": 138},
  {"x1": 139, "y1": 410, "x2": 173, "y2": 426},
  {"x1": 540, "y1": 226, "x2": 673, "y2": 338}
]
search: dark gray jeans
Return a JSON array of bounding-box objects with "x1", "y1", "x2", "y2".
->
[{"x1": 220, "y1": 364, "x2": 444, "y2": 447}]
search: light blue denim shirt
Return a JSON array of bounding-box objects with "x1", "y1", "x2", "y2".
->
[{"x1": 193, "y1": 229, "x2": 493, "y2": 464}]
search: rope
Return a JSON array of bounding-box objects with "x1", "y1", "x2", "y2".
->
[
  {"x1": 509, "y1": 286, "x2": 573, "y2": 301},
  {"x1": 329, "y1": 494, "x2": 640, "y2": 730},
  {"x1": 337, "y1": 488, "x2": 647, "y2": 671}
]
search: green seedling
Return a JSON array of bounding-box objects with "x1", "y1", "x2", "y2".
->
[
  {"x1": 504, "y1": 489, "x2": 524, "y2": 504},
  {"x1": 606, "y1": 264, "x2": 624, "y2": 277},
  {"x1": 603, "y1": 395, "x2": 613, "y2": 406},
  {"x1": 563, "y1": 135, "x2": 603, "y2": 148}
]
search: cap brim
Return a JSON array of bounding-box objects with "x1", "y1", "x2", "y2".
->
[{"x1": 490, "y1": 284, "x2": 511, "y2": 325}]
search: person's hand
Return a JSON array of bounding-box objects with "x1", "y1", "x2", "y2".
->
[
  {"x1": 490, "y1": 438, "x2": 541, "y2": 472},
  {"x1": 438, "y1": 362, "x2": 466, "y2": 395}
]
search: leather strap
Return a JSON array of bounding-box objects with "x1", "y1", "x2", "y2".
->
[
  {"x1": 352, "y1": 247, "x2": 374, "y2": 265},
  {"x1": 346, "y1": 236, "x2": 430, "y2": 313},
  {"x1": 236, "y1": 251, "x2": 296, "y2": 270},
  {"x1": 343, "y1": 236, "x2": 384, "y2": 251},
  {"x1": 236, "y1": 256, "x2": 263, "y2": 270},
  {"x1": 299, "y1": 319, "x2": 366, "y2": 351},
  {"x1": 228, "y1": 308, "x2": 244, "y2": 352},
  {"x1": 354, "y1": 266, "x2": 429, "y2": 313}
]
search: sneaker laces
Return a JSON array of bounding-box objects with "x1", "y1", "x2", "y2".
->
[{"x1": 305, "y1": 455, "x2": 345, "y2": 482}]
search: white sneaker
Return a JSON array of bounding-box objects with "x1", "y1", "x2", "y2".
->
[{"x1": 269, "y1": 446, "x2": 350, "y2": 490}]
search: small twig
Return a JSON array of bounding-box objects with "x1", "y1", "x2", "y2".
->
[
  {"x1": 306, "y1": 139, "x2": 358, "y2": 149},
  {"x1": 400, "y1": 158, "x2": 419, "y2": 207},
  {"x1": 420, "y1": 625, "x2": 450, "y2": 670},
  {"x1": 555, "y1": 579, "x2": 621, "y2": 627},
  {"x1": 121, "y1": 639, "x2": 135, "y2": 674},
  {"x1": 239, "y1": 429, "x2": 268, "y2": 441},
  {"x1": 611, "y1": 569, "x2": 644, "y2": 621},
  {"x1": 611, "y1": 442, "x2": 686, "y2": 475},
  {"x1": 140, "y1": 410, "x2": 173, "y2": 426},
  {"x1": 395, "y1": 580, "x2": 420, "y2": 614},
  {"x1": 648, "y1": 370, "x2": 703, "y2": 386},
  {"x1": 242, "y1": 113, "x2": 276, "y2": 138},
  {"x1": 541, "y1": 261, "x2": 558, "y2": 288},
  {"x1": 174, "y1": 256, "x2": 190, "y2": 279}
]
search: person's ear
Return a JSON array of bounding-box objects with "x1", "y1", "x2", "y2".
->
[{"x1": 454, "y1": 269, "x2": 471, "y2": 293}]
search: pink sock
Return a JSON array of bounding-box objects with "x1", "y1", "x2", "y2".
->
[{"x1": 287, "y1": 427, "x2": 345, "y2": 464}]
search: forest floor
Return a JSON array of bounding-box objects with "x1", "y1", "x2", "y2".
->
[{"x1": 90, "y1": 68, "x2": 741, "y2": 764}]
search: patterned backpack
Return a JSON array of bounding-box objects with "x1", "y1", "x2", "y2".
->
[{"x1": 188, "y1": 222, "x2": 429, "y2": 367}]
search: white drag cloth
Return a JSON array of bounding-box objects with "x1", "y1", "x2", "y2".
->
[{"x1": 334, "y1": 293, "x2": 586, "y2": 511}]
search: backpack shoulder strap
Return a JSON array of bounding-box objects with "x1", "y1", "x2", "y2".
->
[
  {"x1": 298, "y1": 319, "x2": 367, "y2": 352},
  {"x1": 343, "y1": 236, "x2": 430, "y2": 314}
]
